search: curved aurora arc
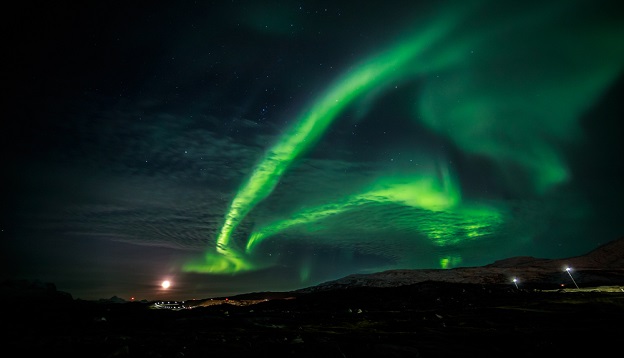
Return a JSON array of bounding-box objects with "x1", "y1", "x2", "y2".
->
[
  {"x1": 245, "y1": 167, "x2": 464, "y2": 253},
  {"x1": 183, "y1": 8, "x2": 464, "y2": 273},
  {"x1": 244, "y1": 166, "x2": 505, "y2": 270},
  {"x1": 183, "y1": 0, "x2": 624, "y2": 274}
]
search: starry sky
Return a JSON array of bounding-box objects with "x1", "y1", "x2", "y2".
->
[{"x1": 3, "y1": 0, "x2": 624, "y2": 301}]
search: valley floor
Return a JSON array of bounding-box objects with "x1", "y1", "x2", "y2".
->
[{"x1": 3, "y1": 285, "x2": 624, "y2": 357}]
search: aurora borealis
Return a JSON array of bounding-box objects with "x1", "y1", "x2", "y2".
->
[{"x1": 3, "y1": 0, "x2": 623, "y2": 301}]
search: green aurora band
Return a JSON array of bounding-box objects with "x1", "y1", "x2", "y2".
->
[
  {"x1": 245, "y1": 167, "x2": 503, "y2": 257},
  {"x1": 246, "y1": 166, "x2": 463, "y2": 253},
  {"x1": 184, "y1": 7, "x2": 464, "y2": 273},
  {"x1": 184, "y1": 0, "x2": 624, "y2": 274}
]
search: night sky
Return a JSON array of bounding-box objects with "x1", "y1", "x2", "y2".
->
[{"x1": 3, "y1": 0, "x2": 623, "y2": 301}]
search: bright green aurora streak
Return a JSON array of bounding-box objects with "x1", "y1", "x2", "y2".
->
[
  {"x1": 184, "y1": 0, "x2": 624, "y2": 274},
  {"x1": 245, "y1": 166, "x2": 503, "y2": 263},
  {"x1": 183, "y1": 8, "x2": 464, "y2": 273},
  {"x1": 246, "y1": 170, "x2": 462, "y2": 253}
]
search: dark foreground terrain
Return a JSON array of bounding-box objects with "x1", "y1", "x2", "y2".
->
[{"x1": 2, "y1": 282, "x2": 623, "y2": 358}]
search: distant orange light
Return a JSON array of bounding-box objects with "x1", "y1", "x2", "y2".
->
[{"x1": 162, "y1": 280, "x2": 171, "y2": 289}]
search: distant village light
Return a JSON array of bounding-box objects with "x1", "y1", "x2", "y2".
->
[{"x1": 512, "y1": 278, "x2": 519, "y2": 289}]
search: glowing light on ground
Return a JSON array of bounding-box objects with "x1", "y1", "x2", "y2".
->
[{"x1": 565, "y1": 267, "x2": 580, "y2": 289}]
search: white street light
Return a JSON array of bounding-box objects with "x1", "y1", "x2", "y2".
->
[
  {"x1": 513, "y1": 278, "x2": 519, "y2": 289},
  {"x1": 565, "y1": 267, "x2": 579, "y2": 289}
]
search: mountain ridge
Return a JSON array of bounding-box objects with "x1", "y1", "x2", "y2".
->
[
  {"x1": 4, "y1": 237, "x2": 623, "y2": 302},
  {"x1": 296, "y1": 236, "x2": 624, "y2": 293}
]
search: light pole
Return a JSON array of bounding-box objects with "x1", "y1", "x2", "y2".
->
[
  {"x1": 513, "y1": 278, "x2": 519, "y2": 289},
  {"x1": 565, "y1": 267, "x2": 579, "y2": 289}
]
